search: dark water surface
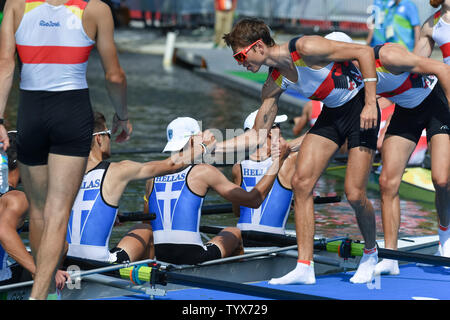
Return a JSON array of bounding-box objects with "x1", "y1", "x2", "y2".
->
[{"x1": 9, "y1": 48, "x2": 438, "y2": 245}]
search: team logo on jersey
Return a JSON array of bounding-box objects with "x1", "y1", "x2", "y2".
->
[{"x1": 39, "y1": 20, "x2": 60, "y2": 27}]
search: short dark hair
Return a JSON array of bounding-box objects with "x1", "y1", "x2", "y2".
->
[
  {"x1": 92, "y1": 111, "x2": 107, "y2": 147},
  {"x1": 7, "y1": 131, "x2": 17, "y2": 170},
  {"x1": 223, "y1": 18, "x2": 275, "y2": 51},
  {"x1": 430, "y1": 0, "x2": 444, "y2": 8},
  {"x1": 93, "y1": 111, "x2": 107, "y2": 133}
]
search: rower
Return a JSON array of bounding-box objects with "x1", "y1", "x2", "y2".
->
[
  {"x1": 232, "y1": 110, "x2": 295, "y2": 235},
  {"x1": 216, "y1": 19, "x2": 380, "y2": 285},
  {"x1": 143, "y1": 116, "x2": 290, "y2": 265},
  {"x1": 66, "y1": 112, "x2": 215, "y2": 264},
  {"x1": 0, "y1": 132, "x2": 68, "y2": 297},
  {"x1": 369, "y1": 42, "x2": 450, "y2": 275}
]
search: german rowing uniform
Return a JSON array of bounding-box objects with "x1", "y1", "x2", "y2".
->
[
  {"x1": 15, "y1": 0, "x2": 94, "y2": 165},
  {"x1": 374, "y1": 45, "x2": 438, "y2": 108},
  {"x1": 147, "y1": 166, "x2": 221, "y2": 265},
  {"x1": 432, "y1": 11, "x2": 450, "y2": 65},
  {"x1": 272, "y1": 37, "x2": 364, "y2": 108},
  {"x1": 380, "y1": 103, "x2": 427, "y2": 165},
  {"x1": 272, "y1": 37, "x2": 379, "y2": 150},
  {"x1": 16, "y1": 0, "x2": 95, "y2": 91},
  {"x1": 237, "y1": 158, "x2": 293, "y2": 235},
  {"x1": 374, "y1": 44, "x2": 450, "y2": 143},
  {"x1": 66, "y1": 161, "x2": 119, "y2": 262},
  {"x1": 309, "y1": 101, "x2": 323, "y2": 127}
]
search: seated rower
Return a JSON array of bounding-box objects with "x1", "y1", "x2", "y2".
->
[
  {"x1": 0, "y1": 132, "x2": 68, "y2": 296},
  {"x1": 66, "y1": 112, "x2": 215, "y2": 263},
  {"x1": 143, "y1": 117, "x2": 290, "y2": 265},
  {"x1": 232, "y1": 110, "x2": 296, "y2": 235}
]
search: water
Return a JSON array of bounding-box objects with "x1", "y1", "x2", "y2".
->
[{"x1": 10, "y1": 47, "x2": 438, "y2": 245}]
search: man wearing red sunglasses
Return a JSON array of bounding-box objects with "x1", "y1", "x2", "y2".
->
[{"x1": 214, "y1": 19, "x2": 380, "y2": 285}]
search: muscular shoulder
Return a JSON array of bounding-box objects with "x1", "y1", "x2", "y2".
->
[
  {"x1": 295, "y1": 35, "x2": 322, "y2": 56},
  {"x1": 83, "y1": 0, "x2": 111, "y2": 19}
]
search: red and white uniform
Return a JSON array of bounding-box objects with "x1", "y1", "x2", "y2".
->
[
  {"x1": 380, "y1": 103, "x2": 427, "y2": 165},
  {"x1": 309, "y1": 101, "x2": 323, "y2": 127},
  {"x1": 271, "y1": 37, "x2": 364, "y2": 108},
  {"x1": 432, "y1": 11, "x2": 450, "y2": 65},
  {"x1": 374, "y1": 44, "x2": 438, "y2": 109},
  {"x1": 15, "y1": 0, "x2": 95, "y2": 91}
]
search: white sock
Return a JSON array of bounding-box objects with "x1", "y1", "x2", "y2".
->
[
  {"x1": 350, "y1": 247, "x2": 378, "y2": 284},
  {"x1": 268, "y1": 260, "x2": 315, "y2": 285},
  {"x1": 439, "y1": 225, "x2": 450, "y2": 257},
  {"x1": 374, "y1": 258, "x2": 399, "y2": 276}
]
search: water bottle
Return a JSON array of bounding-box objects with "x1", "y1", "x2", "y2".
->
[{"x1": 0, "y1": 143, "x2": 9, "y2": 194}]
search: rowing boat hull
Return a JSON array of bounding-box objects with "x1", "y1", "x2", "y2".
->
[{"x1": 0, "y1": 235, "x2": 439, "y2": 300}]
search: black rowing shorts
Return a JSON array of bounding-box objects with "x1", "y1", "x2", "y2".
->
[
  {"x1": 386, "y1": 82, "x2": 450, "y2": 143},
  {"x1": 17, "y1": 89, "x2": 94, "y2": 166},
  {"x1": 308, "y1": 89, "x2": 381, "y2": 151},
  {"x1": 154, "y1": 243, "x2": 222, "y2": 265}
]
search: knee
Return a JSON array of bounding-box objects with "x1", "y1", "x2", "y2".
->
[
  {"x1": 432, "y1": 173, "x2": 449, "y2": 192},
  {"x1": 345, "y1": 187, "x2": 366, "y2": 208},
  {"x1": 222, "y1": 227, "x2": 242, "y2": 240},
  {"x1": 378, "y1": 173, "x2": 400, "y2": 197},
  {"x1": 291, "y1": 171, "x2": 315, "y2": 194}
]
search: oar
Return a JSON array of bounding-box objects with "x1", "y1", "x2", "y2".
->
[
  {"x1": 59, "y1": 256, "x2": 336, "y2": 300},
  {"x1": 20, "y1": 213, "x2": 157, "y2": 233},
  {"x1": 200, "y1": 226, "x2": 450, "y2": 268}
]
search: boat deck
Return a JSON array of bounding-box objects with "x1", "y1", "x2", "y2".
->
[{"x1": 100, "y1": 263, "x2": 450, "y2": 301}]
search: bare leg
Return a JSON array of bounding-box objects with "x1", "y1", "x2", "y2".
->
[
  {"x1": 345, "y1": 146, "x2": 376, "y2": 249},
  {"x1": 429, "y1": 134, "x2": 450, "y2": 257},
  {"x1": 115, "y1": 223, "x2": 155, "y2": 261},
  {"x1": 269, "y1": 134, "x2": 338, "y2": 285},
  {"x1": 375, "y1": 135, "x2": 415, "y2": 276},
  {"x1": 208, "y1": 227, "x2": 243, "y2": 257},
  {"x1": 27, "y1": 154, "x2": 87, "y2": 300},
  {"x1": 345, "y1": 146, "x2": 378, "y2": 283}
]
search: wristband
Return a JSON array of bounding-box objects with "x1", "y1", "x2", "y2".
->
[
  {"x1": 115, "y1": 113, "x2": 128, "y2": 121},
  {"x1": 363, "y1": 78, "x2": 378, "y2": 83},
  {"x1": 200, "y1": 143, "x2": 208, "y2": 155},
  {"x1": 0, "y1": 119, "x2": 4, "y2": 125}
]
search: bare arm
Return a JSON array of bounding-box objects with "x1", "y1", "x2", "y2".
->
[
  {"x1": 0, "y1": 0, "x2": 18, "y2": 150},
  {"x1": 298, "y1": 36, "x2": 378, "y2": 129},
  {"x1": 413, "y1": 17, "x2": 435, "y2": 58},
  {"x1": 292, "y1": 101, "x2": 312, "y2": 136},
  {"x1": 231, "y1": 163, "x2": 242, "y2": 217},
  {"x1": 104, "y1": 131, "x2": 216, "y2": 203},
  {"x1": 213, "y1": 77, "x2": 283, "y2": 154},
  {"x1": 209, "y1": 137, "x2": 289, "y2": 208},
  {"x1": 380, "y1": 43, "x2": 450, "y2": 103},
  {"x1": 88, "y1": 0, "x2": 131, "y2": 142}
]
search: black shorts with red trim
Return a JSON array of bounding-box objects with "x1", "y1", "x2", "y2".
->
[
  {"x1": 17, "y1": 89, "x2": 94, "y2": 166},
  {"x1": 386, "y1": 82, "x2": 450, "y2": 143},
  {"x1": 308, "y1": 89, "x2": 381, "y2": 150},
  {"x1": 154, "y1": 243, "x2": 222, "y2": 265}
]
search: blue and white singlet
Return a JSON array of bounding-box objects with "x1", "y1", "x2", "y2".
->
[
  {"x1": 148, "y1": 166, "x2": 205, "y2": 246},
  {"x1": 237, "y1": 158, "x2": 293, "y2": 235},
  {"x1": 66, "y1": 161, "x2": 118, "y2": 262}
]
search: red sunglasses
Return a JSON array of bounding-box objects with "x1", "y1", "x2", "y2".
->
[{"x1": 233, "y1": 39, "x2": 262, "y2": 63}]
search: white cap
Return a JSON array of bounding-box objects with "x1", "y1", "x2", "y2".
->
[
  {"x1": 163, "y1": 117, "x2": 201, "y2": 152},
  {"x1": 243, "y1": 109, "x2": 288, "y2": 130},
  {"x1": 325, "y1": 31, "x2": 354, "y2": 44}
]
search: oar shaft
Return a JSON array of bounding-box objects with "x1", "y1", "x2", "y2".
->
[{"x1": 162, "y1": 270, "x2": 333, "y2": 300}]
